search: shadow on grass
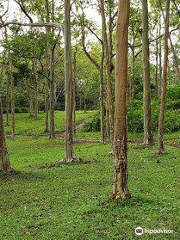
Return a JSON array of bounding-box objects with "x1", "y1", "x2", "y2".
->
[
  {"x1": 0, "y1": 170, "x2": 46, "y2": 182},
  {"x1": 131, "y1": 144, "x2": 154, "y2": 150},
  {"x1": 99, "y1": 196, "x2": 156, "y2": 209},
  {"x1": 37, "y1": 159, "x2": 99, "y2": 169}
]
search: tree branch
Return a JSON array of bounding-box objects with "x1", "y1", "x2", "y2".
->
[
  {"x1": 0, "y1": 21, "x2": 61, "y2": 29},
  {"x1": 14, "y1": 0, "x2": 33, "y2": 23}
]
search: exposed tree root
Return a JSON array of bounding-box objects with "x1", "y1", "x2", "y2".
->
[
  {"x1": 0, "y1": 166, "x2": 15, "y2": 174},
  {"x1": 154, "y1": 150, "x2": 166, "y2": 156},
  {"x1": 112, "y1": 192, "x2": 131, "y2": 200}
]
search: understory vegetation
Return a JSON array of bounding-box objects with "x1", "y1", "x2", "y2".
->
[{"x1": 84, "y1": 86, "x2": 180, "y2": 133}]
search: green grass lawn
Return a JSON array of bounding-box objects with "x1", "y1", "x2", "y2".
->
[
  {"x1": 4, "y1": 110, "x2": 97, "y2": 135},
  {"x1": 0, "y1": 112, "x2": 180, "y2": 239}
]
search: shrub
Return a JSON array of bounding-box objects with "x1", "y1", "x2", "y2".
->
[
  {"x1": 83, "y1": 99, "x2": 180, "y2": 133},
  {"x1": 83, "y1": 113, "x2": 101, "y2": 132},
  {"x1": 166, "y1": 85, "x2": 180, "y2": 100}
]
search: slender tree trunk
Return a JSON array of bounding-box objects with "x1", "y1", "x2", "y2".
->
[
  {"x1": 29, "y1": 83, "x2": 34, "y2": 117},
  {"x1": 44, "y1": 78, "x2": 49, "y2": 132},
  {"x1": 0, "y1": 96, "x2": 13, "y2": 173},
  {"x1": 0, "y1": 54, "x2": 13, "y2": 172},
  {"x1": 49, "y1": 0, "x2": 55, "y2": 139},
  {"x1": 106, "y1": 101, "x2": 110, "y2": 139},
  {"x1": 128, "y1": 65, "x2": 132, "y2": 100},
  {"x1": 33, "y1": 60, "x2": 39, "y2": 120},
  {"x1": 73, "y1": 47, "x2": 77, "y2": 135},
  {"x1": 155, "y1": 30, "x2": 159, "y2": 98},
  {"x1": 158, "y1": 0, "x2": 170, "y2": 154},
  {"x1": 142, "y1": 0, "x2": 153, "y2": 145},
  {"x1": 9, "y1": 52, "x2": 15, "y2": 140},
  {"x1": 113, "y1": 0, "x2": 131, "y2": 200},
  {"x1": 100, "y1": 0, "x2": 114, "y2": 149},
  {"x1": 6, "y1": 75, "x2": 10, "y2": 126},
  {"x1": 100, "y1": 48, "x2": 105, "y2": 143},
  {"x1": 132, "y1": 48, "x2": 135, "y2": 100},
  {"x1": 44, "y1": 0, "x2": 50, "y2": 133},
  {"x1": 64, "y1": 0, "x2": 73, "y2": 162},
  {"x1": 158, "y1": 11, "x2": 162, "y2": 96},
  {"x1": 49, "y1": 47, "x2": 55, "y2": 138},
  {"x1": 108, "y1": 0, "x2": 114, "y2": 74}
]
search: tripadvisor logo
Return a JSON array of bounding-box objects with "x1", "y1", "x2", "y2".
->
[{"x1": 135, "y1": 227, "x2": 143, "y2": 236}]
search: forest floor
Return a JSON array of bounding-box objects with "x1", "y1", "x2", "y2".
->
[{"x1": 0, "y1": 111, "x2": 180, "y2": 240}]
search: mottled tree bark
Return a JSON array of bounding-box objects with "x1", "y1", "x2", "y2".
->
[
  {"x1": 49, "y1": 0, "x2": 55, "y2": 139},
  {"x1": 100, "y1": 47, "x2": 105, "y2": 143},
  {"x1": 158, "y1": 11, "x2": 162, "y2": 96},
  {"x1": 6, "y1": 75, "x2": 10, "y2": 126},
  {"x1": 44, "y1": 0, "x2": 50, "y2": 133},
  {"x1": 158, "y1": 0, "x2": 170, "y2": 154},
  {"x1": 113, "y1": 0, "x2": 131, "y2": 200},
  {"x1": 155, "y1": 30, "x2": 159, "y2": 99},
  {"x1": 64, "y1": 0, "x2": 73, "y2": 162},
  {"x1": 132, "y1": 48, "x2": 135, "y2": 100},
  {"x1": 128, "y1": 65, "x2": 132, "y2": 100},
  {"x1": 100, "y1": 0, "x2": 114, "y2": 148},
  {"x1": 44, "y1": 77, "x2": 49, "y2": 132},
  {"x1": 33, "y1": 59, "x2": 39, "y2": 120},
  {"x1": 49, "y1": 46, "x2": 55, "y2": 139},
  {"x1": 29, "y1": 81, "x2": 34, "y2": 117},
  {"x1": 73, "y1": 47, "x2": 77, "y2": 135},
  {"x1": 0, "y1": 96, "x2": 13, "y2": 173},
  {"x1": 9, "y1": 51, "x2": 15, "y2": 140},
  {"x1": 142, "y1": 0, "x2": 153, "y2": 145}
]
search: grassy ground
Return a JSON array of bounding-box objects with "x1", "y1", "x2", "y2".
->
[
  {"x1": 0, "y1": 112, "x2": 180, "y2": 239},
  {"x1": 4, "y1": 110, "x2": 96, "y2": 135}
]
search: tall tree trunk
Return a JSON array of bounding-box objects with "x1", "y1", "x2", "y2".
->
[
  {"x1": 108, "y1": 0, "x2": 114, "y2": 74},
  {"x1": 44, "y1": 0, "x2": 50, "y2": 133},
  {"x1": 29, "y1": 82, "x2": 34, "y2": 117},
  {"x1": 33, "y1": 60, "x2": 39, "y2": 120},
  {"x1": 132, "y1": 48, "x2": 135, "y2": 100},
  {"x1": 49, "y1": 47, "x2": 55, "y2": 138},
  {"x1": 64, "y1": 0, "x2": 73, "y2": 162},
  {"x1": 9, "y1": 51, "x2": 15, "y2": 140},
  {"x1": 128, "y1": 65, "x2": 132, "y2": 100},
  {"x1": 100, "y1": 47, "x2": 105, "y2": 143},
  {"x1": 142, "y1": 0, "x2": 153, "y2": 145},
  {"x1": 73, "y1": 47, "x2": 77, "y2": 135},
  {"x1": 6, "y1": 75, "x2": 10, "y2": 126},
  {"x1": 100, "y1": 0, "x2": 114, "y2": 149},
  {"x1": 158, "y1": 0, "x2": 170, "y2": 154},
  {"x1": 49, "y1": 0, "x2": 55, "y2": 139},
  {"x1": 158, "y1": 11, "x2": 162, "y2": 96},
  {"x1": 155, "y1": 29, "x2": 159, "y2": 99},
  {"x1": 0, "y1": 96, "x2": 13, "y2": 173},
  {"x1": 113, "y1": 0, "x2": 131, "y2": 200},
  {"x1": 44, "y1": 77, "x2": 49, "y2": 132},
  {"x1": 106, "y1": 100, "x2": 110, "y2": 138}
]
